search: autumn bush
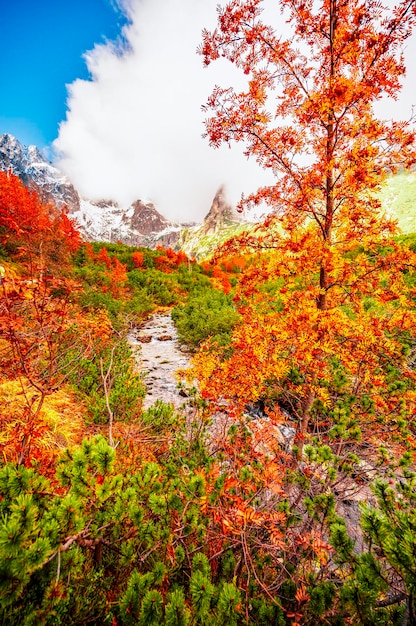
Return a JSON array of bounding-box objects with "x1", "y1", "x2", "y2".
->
[
  {"x1": 0, "y1": 171, "x2": 81, "y2": 270},
  {"x1": 74, "y1": 241, "x2": 212, "y2": 316},
  {"x1": 1, "y1": 413, "x2": 415, "y2": 625},
  {"x1": 128, "y1": 267, "x2": 180, "y2": 306}
]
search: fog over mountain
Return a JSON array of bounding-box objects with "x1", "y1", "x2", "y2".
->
[{"x1": 1, "y1": 132, "x2": 251, "y2": 254}]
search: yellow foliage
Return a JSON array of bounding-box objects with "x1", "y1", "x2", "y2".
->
[
  {"x1": 0, "y1": 378, "x2": 85, "y2": 461},
  {"x1": 78, "y1": 309, "x2": 115, "y2": 344},
  {"x1": 0, "y1": 260, "x2": 20, "y2": 282}
]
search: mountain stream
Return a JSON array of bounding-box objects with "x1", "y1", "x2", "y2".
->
[{"x1": 128, "y1": 311, "x2": 192, "y2": 410}]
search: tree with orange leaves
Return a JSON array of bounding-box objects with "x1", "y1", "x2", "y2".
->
[
  {"x1": 0, "y1": 171, "x2": 50, "y2": 242},
  {"x1": 0, "y1": 171, "x2": 81, "y2": 273},
  {"x1": 56, "y1": 210, "x2": 82, "y2": 253},
  {"x1": 96, "y1": 246, "x2": 112, "y2": 269},
  {"x1": 196, "y1": 0, "x2": 416, "y2": 446},
  {"x1": 108, "y1": 256, "x2": 128, "y2": 297},
  {"x1": 132, "y1": 250, "x2": 144, "y2": 268},
  {"x1": 191, "y1": 3, "x2": 416, "y2": 620},
  {"x1": 200, "y1": 0, "x2": 416, "y2": 271},
  {"x1": 200, "y1": 0, "x2": 416, "y2": 309},
  {"x1": 193, "y1": 227, "x2": 416, "y2": 455}
]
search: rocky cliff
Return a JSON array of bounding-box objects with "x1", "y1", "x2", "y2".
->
[
  {"x1": 200, "y1": 185, "x2": 242, "y2": 235},
  {"x1": 178, "y1": 187, "x2": 249, "y2": 259}
]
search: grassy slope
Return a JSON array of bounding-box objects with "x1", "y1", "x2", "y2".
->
[
  {"x1": 379, "y1": 171, "x2": 416, "y2": 233},
  {"x1": 179, "y1": 222, "x2": 253, "y2": 259}
]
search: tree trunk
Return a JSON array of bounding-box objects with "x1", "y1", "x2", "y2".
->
[{"x1": 297, "y1": 379, "x2": 316, "y2": 457}]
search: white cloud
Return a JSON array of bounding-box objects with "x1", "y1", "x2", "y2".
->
[
  {"x1": 54, "y1": 0, "x2": 274, "y2": 221},
  {"x1": 54, "y1": 0, "x2": 415, "y2": 222}
]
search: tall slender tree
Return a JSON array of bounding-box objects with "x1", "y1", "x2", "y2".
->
[
  {"x1": 200, "y1": 0, "x2": 416, "y2": 308},
  {"x1": 196, "y1": 0, "x2": 416, "y2": 449}
]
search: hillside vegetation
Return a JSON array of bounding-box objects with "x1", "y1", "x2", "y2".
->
[
  {"x1": 176, "y1": 171, "x2": 416, "y2": 260},
  {"x1": 379, "y1": 171, "x2": 416, "y2": 233},
  {"x1": 1, "y1": 157, "x2": 416, "y2": 625}
]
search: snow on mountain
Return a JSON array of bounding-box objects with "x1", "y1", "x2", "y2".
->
[
  {"x1": 0, "y1": 133, "x2": 80, "y2": 212},
  {"x1": 0, "y1": 133, "x2": 190, "y2": 247},
  {"x1": 73, "y1": 198, "x2": 184, "y2": 247}
]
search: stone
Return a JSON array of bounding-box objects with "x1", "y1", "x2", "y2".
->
[{"x1": 137, "y1": 335, "x2": 152, "y2": 343}]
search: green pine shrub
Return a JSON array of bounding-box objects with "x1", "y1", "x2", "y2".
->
[{"x1": 172, "y1": 289, "x2": 240, "y2": 349}]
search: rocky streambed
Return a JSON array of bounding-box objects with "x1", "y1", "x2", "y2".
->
[{"x1": 128, "y1": 311, "x2": 192, "y2": 410}]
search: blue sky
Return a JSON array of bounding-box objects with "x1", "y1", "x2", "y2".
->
[{"x1": 0, "y1": 0, "x2": 128, "y2": 148}]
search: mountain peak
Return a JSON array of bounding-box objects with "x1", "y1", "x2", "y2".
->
[
  {"x1": 0, "y1": 133, "x2": 80, "y2": 212},
  {"x1": 0, "y1": 134, "x2": 244, "y2": 254},
  {"x1": 130, "y1": 199, "x2": 173, "y2": 234},
  {"x1": 201, "y1": 186, "x2": 242, "y2": 235}
]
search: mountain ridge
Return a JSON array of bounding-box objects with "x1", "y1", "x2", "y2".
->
[
  {"x1": 0, "y1": 133, "x2": 185, "y2": 248},
  {"x1": 0, "y1": 133, "x2": 246, "y2": 254}
]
